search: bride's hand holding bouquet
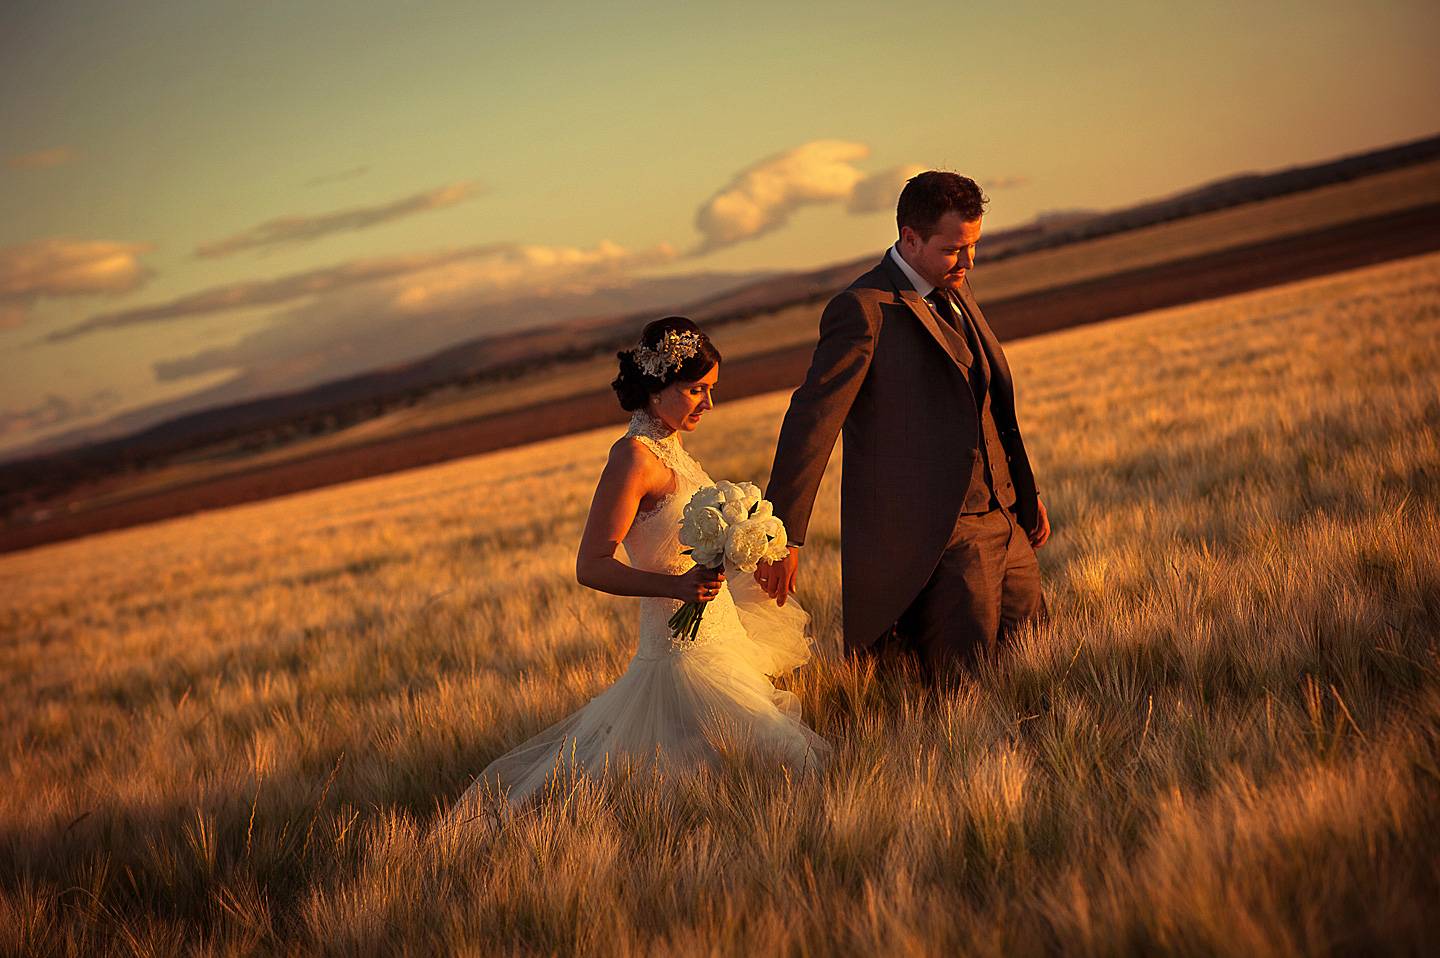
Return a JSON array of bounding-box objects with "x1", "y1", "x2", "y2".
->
[
  {"x1": 669, "y1": 480, "x2": 790, "y2": 640},
  {"x1": 672, "y1": 564, "x2": 726, "y2": 604}
]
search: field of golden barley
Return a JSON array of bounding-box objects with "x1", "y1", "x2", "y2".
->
[{"x1": 3, "y1": 252, "x2": 1439, "y2": 955}]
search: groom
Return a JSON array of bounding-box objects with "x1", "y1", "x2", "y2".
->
[{"x1": 756, "y1": 171, "x2": 1050, "y2": 680}]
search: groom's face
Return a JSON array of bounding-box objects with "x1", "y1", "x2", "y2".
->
[{"x1": 901, "y1": 212, "x2": 983, "y2": 292}]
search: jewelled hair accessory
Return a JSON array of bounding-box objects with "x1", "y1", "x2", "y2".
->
[{"x1": 632, "y1": 328, "x2": 704, "y2": 378}]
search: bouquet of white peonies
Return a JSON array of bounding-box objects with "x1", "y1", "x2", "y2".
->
[{"x1": 669, "y1": 480, "x2": 791, "y2": 641}]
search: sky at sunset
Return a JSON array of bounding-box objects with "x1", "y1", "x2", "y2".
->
[{"x1": 2, "y1": 0, "x2": 1438, "y2": 457}]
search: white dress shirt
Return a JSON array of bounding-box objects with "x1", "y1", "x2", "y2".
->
[
  {"x1": 889, "y1": 244, "x2": 936, "y2": 298},
  {"x1": 890, "y1": 244, "x2": 968, "y2": 332}
]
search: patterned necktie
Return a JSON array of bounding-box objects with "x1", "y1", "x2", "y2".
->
[
  {"x1": 930, "y1": 287, "x2": 987, "y2": 377},
  {"x1": 925, "y1": 288, "x2": 961, "y2": 332}
]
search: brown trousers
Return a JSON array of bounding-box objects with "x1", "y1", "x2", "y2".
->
[{"x1": 877, "y1": 507, "x2": 1045, "y2": 682}]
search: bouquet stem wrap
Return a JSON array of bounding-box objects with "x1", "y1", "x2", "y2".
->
[{"x1": 667, "y1": 563, "x2": 723, "y2": 641}]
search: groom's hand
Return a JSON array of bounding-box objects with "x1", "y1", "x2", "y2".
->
[
  {"x1": 1029, "y1": 497, "x2": 1051, "y2": 549},
  {"x1": 755, "y1": 546, "x2": 801, "y2": 606}
]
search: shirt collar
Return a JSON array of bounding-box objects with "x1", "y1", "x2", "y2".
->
[{"x1": 889, "y1": 244, "x2": 935, "y2": 299}]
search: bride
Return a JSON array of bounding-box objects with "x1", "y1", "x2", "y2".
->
[{"x1": 454, "y1": 317, "x2": 830, "y2": 811}]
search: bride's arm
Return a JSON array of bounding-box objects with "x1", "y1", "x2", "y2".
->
[{"x1": 575, "y1": 438, "x2": 722, "y2": 601}]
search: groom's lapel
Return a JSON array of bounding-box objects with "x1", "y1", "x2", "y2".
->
[
  {"x1": 957, "y1": 278, "x2": 1011, "y2": 388},
  {"x1": 878, "y1": 254, "x2": 974, "y2": 370}
]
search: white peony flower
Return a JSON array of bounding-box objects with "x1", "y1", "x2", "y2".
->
[
  {"x1": 734, "y1": 481, "x2": 763, "y2": 512},
  {"x1": 754, "y1": 515, "x2": 789, "y2": 561},
  {"x1": 679, "y1": 504, "x2": 728, "y2": 566},
  {"x1": 692, "y1": 546, "x2": 725, "y2": 569},
  {"x1": 723, "y1": 513, "x2": 790, "y2": 573},
  {"x1": 723, "y1": 519, "x2": 770, "y2": 573},
  {"x1": 711, "y1": 480, "x2": 758, "y2": 525},
  {"x1": 686, "y1": 485, "x2": 725, "y2": 514}
]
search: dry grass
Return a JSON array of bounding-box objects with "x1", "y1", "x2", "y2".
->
[{"x1": 3, "y1": 252, "x2": 1439, "y2": 956}]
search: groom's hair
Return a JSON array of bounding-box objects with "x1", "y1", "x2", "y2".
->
[{"x1": 897, "y1": 172, "x2": 988, "y2": 238}]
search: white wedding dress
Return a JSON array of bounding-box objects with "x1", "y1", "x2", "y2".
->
[{"x1": 455, "y1": 411, "x2": 830, "y2": 810}]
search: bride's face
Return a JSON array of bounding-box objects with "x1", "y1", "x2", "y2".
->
[{"x1": 651, "y1": 363, "x2": 718, "y2": 432}]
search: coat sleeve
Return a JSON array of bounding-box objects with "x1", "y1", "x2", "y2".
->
[{"x1": 765, "y1": 290, "x2": 877, "y2": 545}]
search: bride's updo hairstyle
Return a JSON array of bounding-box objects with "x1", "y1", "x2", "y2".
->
[{"x1": 613, "y1": 316, "x2": 722, "y2": 412}]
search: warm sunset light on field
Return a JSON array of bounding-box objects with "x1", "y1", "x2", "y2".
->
[
  {"x1": 3, "y1": 2, "x2": 1439, "y2": 953},
  {"x1": 5, "y1": 252, "x2": 1439, "y2": 953}
]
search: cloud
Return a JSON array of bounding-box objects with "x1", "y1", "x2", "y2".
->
[
  {"x1": 0, "y1": 238, "x2": 154, "y2": 327},
  {"x1": 846, "y1": 164, "x2": 928, "y2": 214},
  {"x1": 194, "y1": 180, "x2": 483, "y2": 258},
  {"x1": 383, "y1": 240, "x2": 676, "y2": 314},
  {"x1": 147, "y1": 243, "x2": 695, "y2": 392},
  {"x1": 304, "y1": 165, "x2": 371, "y2": 188},
  {"x1": 0, "y1": 389, "x2": 118, "y2": 440},
  {"x1": 48, "y1": 239, "x2": 674, "y2": 343},
  {"x1": 693, "y1": 140, "x2": 873, "y2": 253},
  {"x1": 848, "y1": 168, "x2": 1030, "y2": 215},
  {"x1": 692, "y1": 144, "x2": 1035, "y2": 253},
  {"x1": 47, "y1": 245, "x2": 500, "y2": 342},
  {"x1": 985, "y1": 175, "x2": 1030, "y2": 190},
  {"x1": 6, "y1": 147, "x2": 76, "y2": 170}
]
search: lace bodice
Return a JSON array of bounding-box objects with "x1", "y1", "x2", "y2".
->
[{"x1": 619, "y1": 410, "x2": 740, "y2": 656}]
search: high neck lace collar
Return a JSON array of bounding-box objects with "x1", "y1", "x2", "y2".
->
[{"x1": 627, "y1": 409, "x2": 678, "y2": 444}]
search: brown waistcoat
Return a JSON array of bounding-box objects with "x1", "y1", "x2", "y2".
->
[{"x1": 928, "y1": 293, "x2": 1018, "y2": 514}]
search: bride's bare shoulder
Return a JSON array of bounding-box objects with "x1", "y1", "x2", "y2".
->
[{"x1": 605, "y1": 436, "x2": 668, "y2": 482}]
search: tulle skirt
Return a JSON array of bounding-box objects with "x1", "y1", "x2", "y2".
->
[{"x1": 454, "y1": 575, "x2": 830, "y2": 813}]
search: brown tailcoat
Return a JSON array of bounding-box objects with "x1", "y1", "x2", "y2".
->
[{"x1": 765, "y1": 252, "x2": 1040, "y2": 653}]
